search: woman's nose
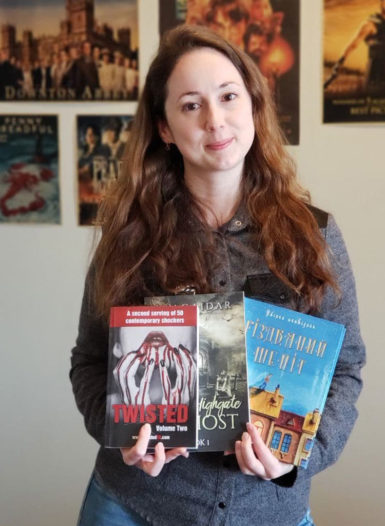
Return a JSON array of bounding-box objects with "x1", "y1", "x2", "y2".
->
[{"x1": 204, "y1": 103, "x2": 224, "y2": 131}]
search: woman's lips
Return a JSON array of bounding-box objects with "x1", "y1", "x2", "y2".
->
[{"x1": 205, "y1": 138, "x2": 233, "y2": 150}]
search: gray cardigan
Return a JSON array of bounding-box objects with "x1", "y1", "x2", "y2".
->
[{"x1": 70, "y1": 208, "x2": 365, "y2": 526}]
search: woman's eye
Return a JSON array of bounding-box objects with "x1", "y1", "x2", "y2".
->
[
  {"x1": 182, "y1": 102, "x2": 200, "y2": 112},
  {"x1": 223, "y1": 92, "x2": 237, "y2": 101}
]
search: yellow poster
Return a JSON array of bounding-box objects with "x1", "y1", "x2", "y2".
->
[{"x1": 323, "y1": 0, "x2": 385, "y2": 122}]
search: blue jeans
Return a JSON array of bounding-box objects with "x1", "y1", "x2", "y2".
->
[
  {"x1": 297, "y1": 509, "x2": 315, "y2": 526},
  {"x1": 77, "y1": 472, "x2": 315, "y2": 526},
  {"x1": 76, "y1": 473, "x2": 149, "y2": 526}
]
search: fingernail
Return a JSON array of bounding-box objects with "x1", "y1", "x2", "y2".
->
[{"x1": 242, "y1": 432, "x2": 250, "y2": 441}]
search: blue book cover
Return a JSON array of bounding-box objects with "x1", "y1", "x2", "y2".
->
[{"x1": 244, "y1": 297, "x2": 346, "y2": 468}]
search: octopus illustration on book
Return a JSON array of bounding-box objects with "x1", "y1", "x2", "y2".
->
[{"x1": 113, "y1": 331, "x2": 197, "y2": 407}]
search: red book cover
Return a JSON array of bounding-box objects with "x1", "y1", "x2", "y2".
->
[{"x1": 105, "y1": 305, "x2": 199, "y2": 448}]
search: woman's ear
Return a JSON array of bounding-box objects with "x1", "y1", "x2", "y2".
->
[{"x1": 158, "y1": 120, "x2": 174, "y2": 145}]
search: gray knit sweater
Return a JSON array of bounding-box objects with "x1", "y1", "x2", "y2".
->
[{"x1": 70, "y1": 208, "x2": 365, "y2": 526}]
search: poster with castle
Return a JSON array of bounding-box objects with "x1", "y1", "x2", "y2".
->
[{"x1": 0, "y1": 0, "x2": 138, "y2": 102}]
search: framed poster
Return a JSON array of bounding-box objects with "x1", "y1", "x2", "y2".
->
[
  {"x1": 77, "y1": 114, "x2": 133, "y2": 225},
  {"x1": 159, "y1": 0, "x2": 300, "y2": 144},
  {"x1": 0, "y1": 115, "x2": 60, "y2": 224},
  {"x1": 0, "y1": 0, "x2": 138, "y2": 102},
  {"x1": 323, "y1": 0, "x2": 385, "y2": 123}
]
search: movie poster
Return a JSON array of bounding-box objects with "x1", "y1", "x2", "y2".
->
[
  {"x1": 77, "y1": 114, "x2": 133, "y2": 225},
  {"x1": 0, "y1": 0, "x2": 138, "y2": 102},
  {"x1": 324, "y1": 0, "x2": 385, "y2": 123},
  {"x1": 0, "y1": 115, "x2": 60, "y2": 224},
  {"x1": 159, "y1": 0, "x2": 300, "y2": 144}
]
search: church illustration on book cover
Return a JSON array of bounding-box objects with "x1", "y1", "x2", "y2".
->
[{"x1": 249, "y1": 383, "x2": 321, "y2": 468}]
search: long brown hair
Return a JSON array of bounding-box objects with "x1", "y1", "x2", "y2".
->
[{"x1": 93, "y1": 24, "x2": 338, "y2": 318}]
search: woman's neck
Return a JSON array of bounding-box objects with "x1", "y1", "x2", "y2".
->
[{"x1": 184, "y1": 169, "x2": 243, "y2": 228}]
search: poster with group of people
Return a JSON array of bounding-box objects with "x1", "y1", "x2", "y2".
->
[
  {"x1": 3, "y1": 0, "x2": 385, "y2": 224},
  {"x1": 323, "y1": 0, "x2": 385, "y2": 122},
  {"x1": 0, "y1": 0, "x2": 138, "y2": 224},
  {"x1": 77, "y1": 115, "x2": 133, "y2": 226},
  {"x1": 160, "y1": 0, "x2": 300, "y2": 145},
  {"x1": 0, "y1": 0, "x2": 138, "y2": 101}
]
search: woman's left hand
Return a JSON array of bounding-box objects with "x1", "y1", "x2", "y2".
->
[{"x1": 235, "y1": 422, "x2": 294, "y2": 480}]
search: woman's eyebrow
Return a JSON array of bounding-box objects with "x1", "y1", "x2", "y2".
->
[{"x1": 177, "y1": 81, "x2": 241, "y2": 101}]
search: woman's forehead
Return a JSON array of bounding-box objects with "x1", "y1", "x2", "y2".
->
[{"x1": 165, "y1": 48, "x2": 245, "y2": 98}]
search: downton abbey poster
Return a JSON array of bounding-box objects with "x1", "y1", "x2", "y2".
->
[{"x1": 0, "y1": 0, "x2": 138, "y2": 102}]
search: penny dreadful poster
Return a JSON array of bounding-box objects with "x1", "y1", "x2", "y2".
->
[
  {"x1": 77, "y1": 115, "x2": 133, "y2": 225},
  {"x1": 0, "y1": 0, "x2": 138, "y2": 102},
  {"x1": 324, "y1": 0, "x2": 385, "y2": 122},
  {"x1": 0, "y1": 115, "x2": 60, "y2": 224},
  {"x1": 159, "y1": 0, "x2": 300, "y2": 144}
]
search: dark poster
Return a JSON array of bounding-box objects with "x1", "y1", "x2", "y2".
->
[
  {"x1": 77, "y1": 114, "x2": 133, "y2": 225},
  {"x1": 0, "y1": 115, "x2": 60, "y2": 224},
  {"x1": 324, "y1": 0, "x2": 385, "y2": 122},
  {"x1": 159, "y1": 0, "x2": 300, "y2": 144},
  {"x1": 0, "y1": 0, "x2": 138, "y2": 102}
]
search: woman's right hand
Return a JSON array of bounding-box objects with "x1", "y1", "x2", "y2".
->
[{"x1": 120, "y1": 423, "x2": 189, "y2": 477}]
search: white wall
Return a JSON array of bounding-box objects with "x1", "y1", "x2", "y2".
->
[{"x1": 0, "y1": 1, "x2": 383, "y2": 525}]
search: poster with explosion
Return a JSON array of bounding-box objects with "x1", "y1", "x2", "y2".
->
[
  {"x1": 0, "y1": 115, "x2": 60, "y2": 224},
  {"x1": 0, "y1": 0, "x2": 138, "y2": 102},
  {"x1": 77, "y1": 114, "x2": 133, "y2": 225},
  {"x1": 324, "y1": 0, "x2": 385, "y2": 122},
  {"x1": 159, "y1": 0, "x2": 300, "y2": 144}
]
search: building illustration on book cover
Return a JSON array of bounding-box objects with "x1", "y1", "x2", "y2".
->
[
  {"x1": 146, "y1": 292, "x2": 249, "y2": 451},
  {"x1": 105, "y1": 305, "x2": 199, "y2": 449},
  {"x1": 245, "y1": 297, "x2": 345, "y2": 468}
]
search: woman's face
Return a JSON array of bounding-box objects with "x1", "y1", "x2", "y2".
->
[
  {"x1": 85, "y1": 127, "x2": 97, "y2": 146},
  {"x1": 159, "y1": 47, "x2": 255, "y2": 181}
]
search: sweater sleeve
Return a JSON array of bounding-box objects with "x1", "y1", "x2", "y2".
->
[
  {"x1": 70, "y1": 265, "x2": 109, "y2": 445},
  {"x1": 298, "y1": 214, "x2": 366, "y2": 480}
]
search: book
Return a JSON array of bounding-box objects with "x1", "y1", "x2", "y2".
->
[
  {"x1": 105, "y1": 305, "x2": 199, "y2": 449},
  {"x1": 146, "y1": 292, "x2": 249, "y2": 452},
  {"x1": 244, "y1": 297, "x2": 346, "y2": 468}
]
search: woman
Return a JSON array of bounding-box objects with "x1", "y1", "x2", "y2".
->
[{"x1": 71, "y1": 25, "x2": 365, "y2": 526}]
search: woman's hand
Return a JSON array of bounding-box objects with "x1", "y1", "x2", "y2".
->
[
  {"x1": 235, "y1": 422, "x2": 294, "y2": 480},
  {"x1": 120, "y1": 423, "x2": 189, "y2": 477}
]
